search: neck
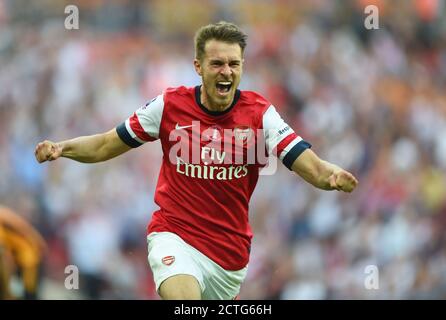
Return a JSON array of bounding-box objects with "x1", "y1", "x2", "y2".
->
[{"x1": 200, "y1": 86, "x2": 231, "y2": 112}]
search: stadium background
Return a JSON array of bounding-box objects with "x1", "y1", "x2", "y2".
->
[{"x1": 1, "y1": 0, "x2": 446, "y2": 299}]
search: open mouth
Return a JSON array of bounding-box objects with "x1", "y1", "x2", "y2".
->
[{"x1": 216, "y1": 81, "x2": 232, "y2": 95}]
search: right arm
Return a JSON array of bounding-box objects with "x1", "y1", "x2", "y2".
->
[
  {"x1": 35, "y1": 93, "x2": 165, "y2": 163},
  {"x1": 34, "y1": 128, "x2": 131, "y2": 163}
]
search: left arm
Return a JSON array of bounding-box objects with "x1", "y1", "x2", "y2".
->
[{"x1": 291, "y1": 149, "x2": 358, "y2": 192}]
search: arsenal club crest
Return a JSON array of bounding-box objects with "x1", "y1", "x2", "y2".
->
[
  {"x1": 162, "y1": 255, "x2": 175, "y2": 266},
  {"x1": 203, "y1": 125, "x2": 223, "y2": 142}
]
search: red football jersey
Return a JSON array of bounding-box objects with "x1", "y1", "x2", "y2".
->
[{"x1": 117, "y1": 86, "x2": 311, "y2": 270}]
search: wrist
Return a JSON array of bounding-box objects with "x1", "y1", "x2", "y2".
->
[{"x1": 57, "y1": 141, "x2": 66, "y2": 157}]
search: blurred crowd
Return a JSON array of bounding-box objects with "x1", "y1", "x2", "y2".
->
[{"x1": 1, "y1": 0, "x2": 446, "y2": 299}]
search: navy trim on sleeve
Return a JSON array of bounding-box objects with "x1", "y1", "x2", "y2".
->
[
  {"x1": 116, "y1": 122, "x2": 142, "y2": 148},
  {"x1": 282, "y1": 140, "x2": 312, "y2": 170}
]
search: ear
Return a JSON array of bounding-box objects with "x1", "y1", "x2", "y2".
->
[{"x1": 194, "y1": 59, "x2": 202, "y2": 76}]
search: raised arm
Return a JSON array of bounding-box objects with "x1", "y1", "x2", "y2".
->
[
  {"x1": 291, "y1": 148, "x2": 358, "y2": 192},
  {"x1": 34, "y1": 128, "x2": 131, "y2": 163}
]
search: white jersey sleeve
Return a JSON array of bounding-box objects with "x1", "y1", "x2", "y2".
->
[
  {"x1": 116, "y1": 94, "x2": 164, "y2": 147},
  {"x1": 262, "y1": 105, "x2": 311, "y2": 169}
]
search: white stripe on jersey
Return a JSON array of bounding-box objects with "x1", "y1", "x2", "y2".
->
[
  {"x1": 262, "y1": 104, "x2": 301, "y2": 159},
  {"x1": 125, "y1": 119, "x2": 146, "y2": 144},
  {"x1": 134, "y1": 94, "x2": 165, "y2": 140},
  {"x1": 279, "y1": 136, "x2": 303, "y2": 161}
]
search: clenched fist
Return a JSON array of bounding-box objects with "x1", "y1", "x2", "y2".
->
[
  {"x1": 328, "y1": 170, "x2": 358, "y2": 193},
  {"x1": 34, "y1": 140, "x2": 62, "y2": 163}
]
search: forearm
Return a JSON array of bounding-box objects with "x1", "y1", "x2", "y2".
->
[
  {"x1": 291, "y1": 149, "x2": 358, "y2": 192},
  {"x1": 60, "y1": 131, "x2": 127, "y2": 163},
  {"x1": 35, "y1": 129, "x2": 131, "y2": 164},
  {"x1": 58, "y1": 134, "x2": 108, "y2": 163},
  {"x1": 291, "y1": 149, "x2": 341, "y2": 190}
]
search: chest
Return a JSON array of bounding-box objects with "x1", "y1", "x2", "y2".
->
[{"x1": 159, "y1": 101, "x2": 263, "y2": 166}]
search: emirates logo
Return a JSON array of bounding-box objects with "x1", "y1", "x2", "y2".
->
[{"x1": 162, "y1": 256, "x2": 175, "y2": 266}]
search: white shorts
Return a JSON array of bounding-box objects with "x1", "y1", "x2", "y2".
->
[{"x1": 147, "y1": 231, "x2": 247, "y2": 300}]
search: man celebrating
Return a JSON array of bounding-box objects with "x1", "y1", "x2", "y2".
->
[{"x1": 35, "y1": 21, "x2": 358, "y2": 300}]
